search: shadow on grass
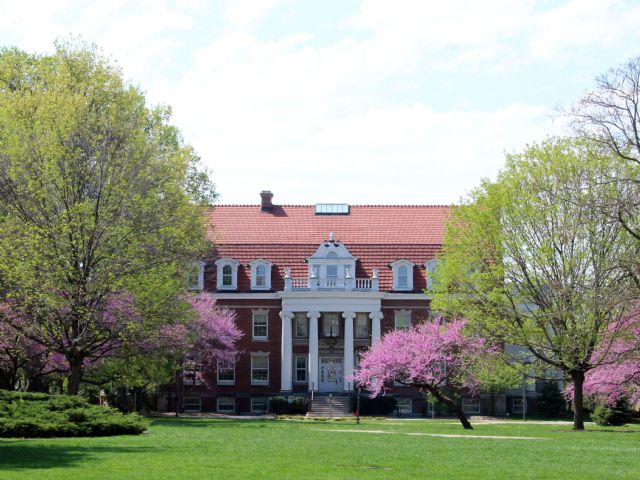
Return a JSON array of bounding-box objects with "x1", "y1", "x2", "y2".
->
[
  {"x1": 0, "y1": 443, "x2": 152, "y2": 471},
  {"x1": 149, "y1": 417, "x2": 276, "y2": 428}
]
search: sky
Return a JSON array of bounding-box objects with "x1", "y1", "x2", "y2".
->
[{"x1": 2, "y1": 0, "x2": 640, "y2": 205}]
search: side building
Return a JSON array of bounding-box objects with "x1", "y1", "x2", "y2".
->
[{"x1": 159, "y1": 192, "x2": 537, "y2": 416}]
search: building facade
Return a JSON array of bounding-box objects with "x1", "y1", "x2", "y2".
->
[{"x1": 160, "y1": 192, "x2": 537, "y2": 416}]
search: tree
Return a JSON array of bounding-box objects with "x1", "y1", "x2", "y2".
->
[
  {"x1": 353, "y1": 319, "x2": 495, "y2": 429},
  {"x1": 568, "y1": 57, "x2": 640, "y2": 245},
  {"x1": 432, "y1": 137, "x2": 639, "y2": 430},
  {"x1": 471, "y1": 352, "x2": 521, "y2": 416},
  {"x1": 0, "y1": 42, "x2": 212, "y2": 394}
]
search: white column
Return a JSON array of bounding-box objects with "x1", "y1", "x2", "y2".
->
[
  {"x1": 342, "y1": 311, "x2": 356, "y2": 391},
  {"x1": 307, "y1": 311, "x2": 320, "y2": 392},
  {"x1": 369, "y1": 311, "x2": 383, "y2": 345},
  {"x1": 280, "y1": 311, "x2": 293, "y2": 391}
]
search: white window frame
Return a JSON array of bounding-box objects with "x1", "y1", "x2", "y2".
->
[
  {"x1": 396, "y1": 398, "x2": 412, "y2": 415},
  {"x1": 216, "y1": 396, "x2": 235, "y2": 413},
  {"x1": 184, "y1": 396, "x2": 201, "y2": 412},
  {"x1": 295, "y1": 355, "x2": 307, "y2": 383},
  {"x1": 215, "y1": 258, "x2": 239, "y2": 290},
  {"x1": 424, "y1": 259, "x2": 438, "y2": 291},
  {"x1": 216, "y1": 359, "x2": 235, "y2": 385},
  {"x1": 251, "y1": 397, "x2": 269, "y2": 415},
  {"x1": 249, "y1": 259, "x2": 272, "y2": 290},
  {"x1": 355, "y1": 312, "x2": 370, "y2": 338},
  {"x1": 394, "y1": 309, "x2": 412, "y2": 330},
  {"x1": 182, "y1": 362, "x2": 202, "y2": 386},
  {"x1": 513, "y1": 397, "x2": 527, "y2": 414},
  {"x1": 187, "y1": 261, "x2": 205, "y2": 291},
  {"x1": 322, "y1": 312, "x2": 340, "y2": 337},
  {"x1": 252, "y1": 309, "x2": 269, "y2": 341},
  {"x1": 390, "y1": 260, "x2": 415, "y2": 291},
  {"x1": 462, "y1": 397, "x2": 481, "y2": 414},
  {"x1": 293, "y1": 313, "x2": 308, "y2": 338},
  {"x1": 251, "y1": 353, "x2": 269, "y2": 385}
]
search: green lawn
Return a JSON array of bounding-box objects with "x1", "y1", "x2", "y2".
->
[{"x1": 1, "y1": 417, "x2": 639, "y2": 479}]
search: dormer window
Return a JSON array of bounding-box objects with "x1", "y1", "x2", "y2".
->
[
  {"x1": 215, "y1": 258, "x2": 239, "y2": 290},
  {"x1": 187, "y1": 261, "x2": 205, "y2": 291},
  {"x1": 250, "y1": 259, "x2": 273, "y2": 290},
  {"x1": 391, "y1": 260, "x2": 415, "y2": 291},
  {"x1": 424, "y1": 259, "x2": 439, "y2": 290}
]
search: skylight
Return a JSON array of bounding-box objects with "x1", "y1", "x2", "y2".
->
[{"x1": 315, "y1": 203, "x2": 350, "y2": 215}]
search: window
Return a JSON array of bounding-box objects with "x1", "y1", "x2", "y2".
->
[
  {"x1": 394, "y1": 310, "x2": 411, "y2": 330},
  {"x1": 295, "y1": 355, "x2": 307, "y2": 382},
  {"x1": 513, "y1": 398, "x2": 526, "y2": 414},
  {"x1": 396, "y1": 398, "x2": 412, "y2": 415},
  {"x1": 250, "y1": 259, "x2": 272, "y2": 290},
  {"x1": 184, "y1": 396, "x2": 201, "y2": 412},
  {"x1": 391, "y1": 260, "x2": 414, "y2": 291},
  {"x1": 323, "y1": 312, "x2": 340, "y2": 337},
  {"x1": 398, "y1": 266, "x2": 408, "y2": 288},
  {"x1": 215, "y1": 258, "x2": 239, "y2": 290},
  {"x1": 326, "y1": 264, "x2": 337, "y2": 279},
  {"x1": 186, "y1": 262, "x2": 205, "y2": 290},
  {"x1": 251, "y1": 398, "x2": 269, "y2": 415},
  {"x1": 217, "y1": 360, "x2": 235, "y2": 385},
  {"x1": 462, "y1": 397, "x2": 480, "y2": 414},
  {"x1": 424, "y1": 259, "x2": 439, "y2": 290},
  {"x1": 355, "y1": 313, "x2": 370, "y2": 338},
  {"x1": 251, "y1": 354, "x2": 269, "y2": 385},
  {"x1": 217, "y1": 396, "x2": 235, "y2": 413},
  {"x1": 294, "y1": 313, "x2": 308, "y2": 338},
  {"x1": 222, "y1": 265, "x2": 232, "y2": 286},
  {"x1": 252, "y1": 310, "x2": 268, "y2": 340},
  {"x1": 183, "y1": 362, "x2": 202, "y2": 386}
]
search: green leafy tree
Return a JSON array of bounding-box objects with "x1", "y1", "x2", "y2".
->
[
  {"x1": 0, "y1": 42, "x2": 213, "y2": 394},
  {"x1": 432, "y1": 137, "x2": 639, "y2": 430}
]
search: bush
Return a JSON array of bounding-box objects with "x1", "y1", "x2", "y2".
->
[
  {"x1": 591, "y1": 401, "x2": 633, "y2": 427},
  {"x1": 0, "y1": 390, "x2": 148, "y2": 437},
  {"x1": 537, "y1": 381, "x2": 566, "y2": 417},
  {"x1": 352, "y1": 395, "x2": 397, "y2": 415},
  {"x1": 268, "y1": 396, "x2": 308, "y2": 414}
]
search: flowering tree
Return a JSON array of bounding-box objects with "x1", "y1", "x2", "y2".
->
[
  {"x1": 353, "y1": 319, "x2": 493, "y2": 429},
  {"x1": 0, "y1": 292, "x2": 143, "y2": 394},
  {"x1": 567, "y1": 315, "x2": 640, "y2": 407}
]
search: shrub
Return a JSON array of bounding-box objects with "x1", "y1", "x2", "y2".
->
[
  {"x1": 352, "y1": 395, "x2": 397, "y2": 415},
  {"x1": 0, "y1": 390, "x2": 148, "y2": 437},
  {"x1": 268, "y1": 396, "x2": 308, "y2": 414},
  {"x1": 537, "y1": 381, "x2": 567, "y2": 417},
  {"x1": 591, "y1": 401, "x2": 633, "y2": 427}
]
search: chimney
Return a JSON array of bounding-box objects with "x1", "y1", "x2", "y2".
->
[{"x1": 260, "y1": 190, "x2": 273, "y2": 212}]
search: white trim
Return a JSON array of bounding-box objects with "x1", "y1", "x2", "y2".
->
[
  {"x1": 424, "y1": 259, "x2": 439, "y2": 291},
  {"x1": 390, "y1": 259, "x2": 415, "y2": 291},
  {"x1": 251, "y1": 352, "x2": 270, "y2": 385},
  {"x1": 384, "y1": 293, "x2": 432, "y2": 300},
  {"x1": 187, "y1": 261, "x2": 205, "y2": 291},
  {"x1": 216, "y1": 359, "x2": 235, "y2": 385},
  {"x1": 251, "y1": 397, "x2": 269, "y2": 414},
  {"x1": 184, "y1": 396, "x2": 201, "y2": 412},
  {"x1": 394, "y1": 309, "x2": 412, "y2": 330},
  {"x1": 252, "y1": 309, "x2": 269, "y2": 340},
  {"x1": 215, "y1": 258, "x2": 239, "y2": 290},
  {"x1": 294, "y1": 355, "x2": 307, "y2": 383},
  {"x1": 216, "y1": 396, "x2": 235, "y2": 413},
  {"x1": 250, "y1": 259, "x2": 273, "y2": 291}
]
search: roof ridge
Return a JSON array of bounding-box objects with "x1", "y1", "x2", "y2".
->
[{"x1": 210, "y1": 204, "x2": 453, "y2": 208}]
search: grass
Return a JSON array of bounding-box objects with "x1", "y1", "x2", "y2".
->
[{"x1": 1, "y1": 417, "x2": 639, "y2": 479}]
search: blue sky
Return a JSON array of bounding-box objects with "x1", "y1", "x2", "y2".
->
[{"x1": 2, "y1": 0, "x2": 640, "y2": 205}]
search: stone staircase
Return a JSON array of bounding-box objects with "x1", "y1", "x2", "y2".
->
[{"x1": 306, "y1": 394, "x2": 353, "y2": 418}]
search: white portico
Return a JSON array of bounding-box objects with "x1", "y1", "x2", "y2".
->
[{"x1": 278, "y1": 235, "x2": 384, "y2": 393}]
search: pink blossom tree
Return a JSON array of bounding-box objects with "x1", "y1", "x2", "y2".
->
[
  {"x1": 567, "y1": 314, "x2": 640, "y2": 407},
  {"x1": 353, "y1": 318, "x2": 494, "y2": 429}
]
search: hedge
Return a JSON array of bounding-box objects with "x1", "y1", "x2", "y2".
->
[{"x1": 0, "y1": 390, "x2": 148, "y2": 437}]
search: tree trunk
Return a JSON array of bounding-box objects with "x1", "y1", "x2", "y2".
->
[
  {"x1": 67, "y1": 361, "x2": 83, "y2": 396},
  {"x1": 571, "y1": 370, "x2": 586, "y2": 431},
  {"x1": 428, "y1": 387, "x2": 473, "y2": 430}
]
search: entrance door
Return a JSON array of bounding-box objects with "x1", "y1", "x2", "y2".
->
[{"x1": 319, "y1": 357, "x2": 343, "y2": 392}]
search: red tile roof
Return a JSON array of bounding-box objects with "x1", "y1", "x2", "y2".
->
[
  {"x1": 206, "y1": 205, "x2": 450, "y2": 245},
  {"x1": 204, "y1": 204, "x2": 450, "y2": 293}
]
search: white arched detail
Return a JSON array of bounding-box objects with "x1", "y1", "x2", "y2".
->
[
  {"x1": 390, "y1": 259, "x2": 415, "y2": 291},
  {"x1": 250, "y1": 259, "x2": 273, "y2": 290},
  {"x1": 215, "y1": 258, "x2": 240, "y2": 290}
]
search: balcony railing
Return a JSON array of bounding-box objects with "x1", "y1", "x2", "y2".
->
[{"x1": 284, "y1": 276, "x2": 378, "y2": 292}]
